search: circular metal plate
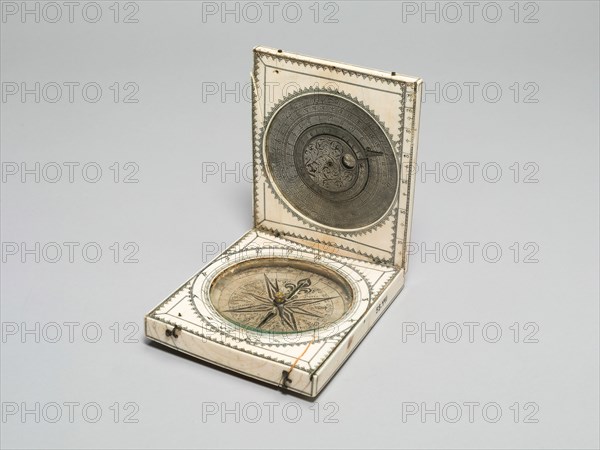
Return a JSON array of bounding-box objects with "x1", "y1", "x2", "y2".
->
[
  {"x1": 191, "y1": 247, "x2": 371, "y2": 345},
  {"x1": 265, "y1": 93, "x2": 397, "y2": 229},
  {"x1": 209, "y1": 258, "x2": 354, "y2": 334}
]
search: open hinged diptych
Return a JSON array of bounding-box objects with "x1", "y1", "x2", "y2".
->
[{"x1": 145, "y1": 47, "x2": 423, "y2": 397}]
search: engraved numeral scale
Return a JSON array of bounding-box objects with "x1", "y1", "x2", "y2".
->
[{"x1": 145, "y1": 47, "x2": 423, "y2": 397}]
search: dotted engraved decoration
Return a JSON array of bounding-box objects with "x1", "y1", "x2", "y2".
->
[{"x1": 265, "y1": 93, "x2": 398, "y2": 230}]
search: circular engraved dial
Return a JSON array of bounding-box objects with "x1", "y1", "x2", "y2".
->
[
  {"x1": 209, "y1": 258, "x2": 354, "y2": 334},
  {"x1": 265, "y1": 93, "x2": 398, "y2": 229}
]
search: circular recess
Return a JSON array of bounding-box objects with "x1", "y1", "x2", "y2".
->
[
  {"x1": 209, "y1": 258, "x2": 354, "y2": 334},
  {"x1": 265, "y1": 93, "x2": 398, "y2": 230}
]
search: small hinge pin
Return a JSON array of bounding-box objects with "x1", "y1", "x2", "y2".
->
[
  {"x1": 165, "y1": 326, "x2": 181, "y2": 338},
  {"x1": 280, "y1": 370, "x2": 293, "y2": 391}
]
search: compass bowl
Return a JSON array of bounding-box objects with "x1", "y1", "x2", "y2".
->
[{"x1": 209, "y1": 258, "x2": 355, "y2": 334}]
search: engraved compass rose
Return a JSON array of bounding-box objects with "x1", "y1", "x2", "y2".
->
[
  {"x1": 224, "y1": 275, "x2": 341, "y2": 332},
  {"x1": 209, "y1": 259, "x2": 354, "y2": 334}
]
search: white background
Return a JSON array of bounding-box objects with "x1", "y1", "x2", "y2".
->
[{"x1": 1, "y1": 1, "x2": 598, "y2": 448}]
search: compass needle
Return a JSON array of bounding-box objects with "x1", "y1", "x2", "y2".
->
[{"x1": 257, "y1": 310, "x2": 277, "y2": 328}]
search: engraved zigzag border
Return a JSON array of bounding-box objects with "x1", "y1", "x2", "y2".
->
[
  {"x1": 253, "y1": 50, "x2": 418, "y2": 267},
  {"x1": 258, "y1": 51, "x2": 409, "y2": 88},
  {"x1": 254, "y1": 86, "x2": 403, "y2": 244},
  {"x1": 149, "y1": 230, "x2": 398, "y2": 373}
]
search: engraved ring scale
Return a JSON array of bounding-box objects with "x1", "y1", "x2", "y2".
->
[{"x1": 265, "y1": 93, "x2": 398, "y2": 229}]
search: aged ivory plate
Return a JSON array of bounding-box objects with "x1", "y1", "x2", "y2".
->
[{"x1": 145, "y1": 47, "x2": 423, "y2": 397}]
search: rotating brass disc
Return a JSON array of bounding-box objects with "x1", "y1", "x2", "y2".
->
[{"x1": 265, "y1": 93, "x2": 398, "y2": 229}]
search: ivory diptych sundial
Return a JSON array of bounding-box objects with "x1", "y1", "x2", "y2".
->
[{"x1": 145, "y1": 47, "x2": 423, "y2": 397}]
